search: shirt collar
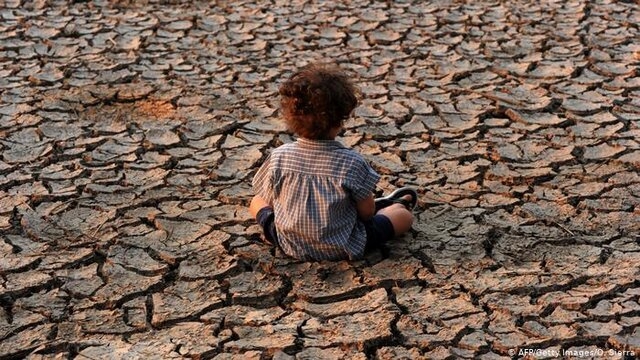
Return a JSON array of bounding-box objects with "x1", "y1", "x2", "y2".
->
[{"x1": 296, "y1": 137, "x2": 345, "y2": 150}]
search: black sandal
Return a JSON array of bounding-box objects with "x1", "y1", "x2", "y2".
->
[{"x1": 374, "y1": 187, "x2": 418, "y2": 212}]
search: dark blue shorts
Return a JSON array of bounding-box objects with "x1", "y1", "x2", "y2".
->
[{"x1": 255, "y1": 207, "x2": 395, "y2": 254}]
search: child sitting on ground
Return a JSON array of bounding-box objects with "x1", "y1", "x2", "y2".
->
[{"x1": 249, "y1": 62, "x2": 416, "y2": 261}]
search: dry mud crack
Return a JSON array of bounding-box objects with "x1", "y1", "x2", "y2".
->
[{"x1": 1, "y1": 1, "x2": 639, "y2": 359}]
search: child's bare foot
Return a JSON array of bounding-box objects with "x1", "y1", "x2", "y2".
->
[{"x1": 398, "y1": 194, "x2": 415, "y2": 211}]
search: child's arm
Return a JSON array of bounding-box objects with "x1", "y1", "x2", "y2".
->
[{"x1": 356, "y1": 193, "x2": 375, "y2": 221}]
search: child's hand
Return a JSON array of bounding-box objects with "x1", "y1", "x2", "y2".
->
[{"x1": 356, "y1": 194, "x2": 375, "y2": 221}]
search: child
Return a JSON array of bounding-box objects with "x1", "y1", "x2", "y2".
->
[{"x1": 249, "y1": 62, "x2": 416, "y2": 261}]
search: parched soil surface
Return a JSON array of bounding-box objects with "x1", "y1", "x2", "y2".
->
[{"x1": 1, "y1": 1, "x2": 639, "y2": 359}]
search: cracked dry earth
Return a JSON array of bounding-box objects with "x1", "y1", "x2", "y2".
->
[{"x1": 0, "y1": 0, "x2": 639, "y2": 359}]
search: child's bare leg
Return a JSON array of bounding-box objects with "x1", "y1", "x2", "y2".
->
[
  {"x1": 376, "y1": 195, "x2": 414, "y2": 236},
  {"x1": 249, "y1": 195, "x2": 270, "y2": 219}
]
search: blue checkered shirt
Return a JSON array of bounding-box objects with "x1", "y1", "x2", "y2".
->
[{"x1": 252, "y1": 138, "x2": 380, "y2": 260}]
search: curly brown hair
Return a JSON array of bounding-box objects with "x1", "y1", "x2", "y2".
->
[{"x1": 279, "y1": 62, "x2": 359, "y2": 140}]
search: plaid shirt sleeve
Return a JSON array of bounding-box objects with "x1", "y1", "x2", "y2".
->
[
  {"x1": 252, "y1": 153, "x2": 274, "y2": 204},
  {"x1": 345, "y1": 156, "x2": 380, "y2": 202}
]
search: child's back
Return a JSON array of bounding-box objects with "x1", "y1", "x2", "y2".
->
[{"x1": 253, "y1": 138, "x2": 379, "y2": 260}]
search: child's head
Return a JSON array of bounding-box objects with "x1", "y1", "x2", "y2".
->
[{"x1": 279, "y1": 62, "x2": 358, "y2": 140}]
